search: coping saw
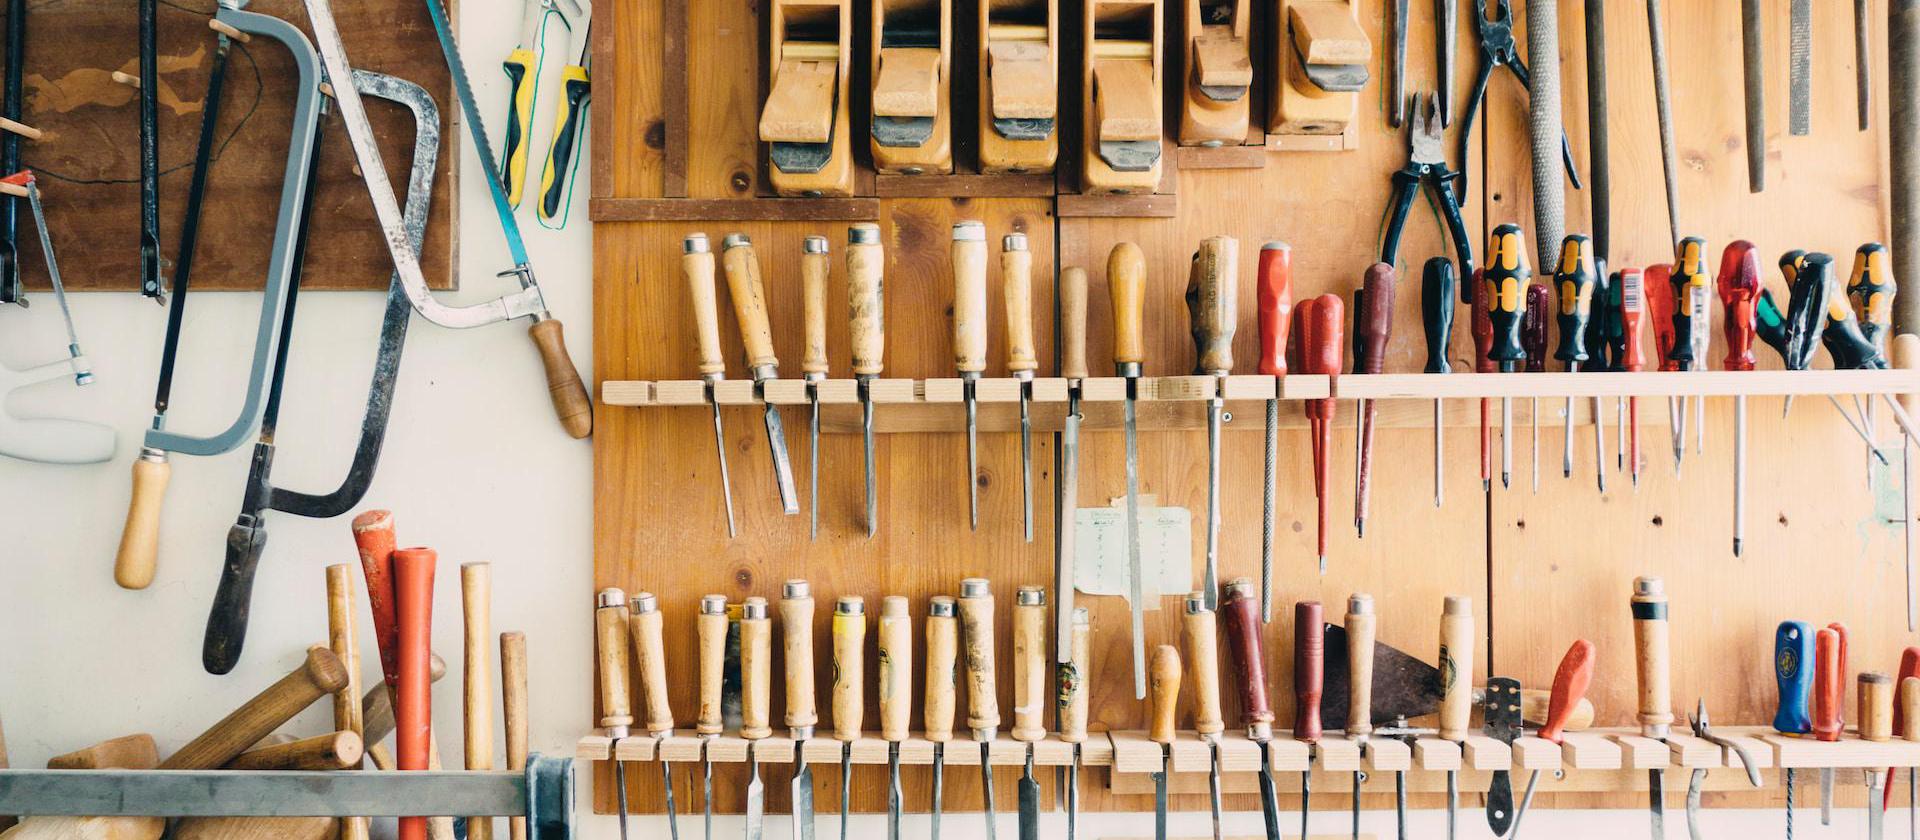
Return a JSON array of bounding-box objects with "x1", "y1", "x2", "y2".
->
[
  {"x1": 202, "y1": 71, "x2": 440, "y2": 675},
  {"x1": 0, "y1": 170, "x2": 112, "y2": 465}
]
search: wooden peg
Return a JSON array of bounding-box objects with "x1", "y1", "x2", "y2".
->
[
  {"x1": 0, "y1": 117, "x2": 42, "y2": 141},
  {"x1": 741, "y1": 598, "x2": 773, "y2": 740},
  {"x1": 1179, "y1": 0, "x2": 1254, "y2": 146},
  {"x1": 831, "y1": 596, "x2": 866, "y2": 741},
  {"x1": 878, "y1": 596, "x2": 912, "y2": 743},
  {"x1": 925, "y1": 597, "x2": 959, "y2": 744},
  {"x1": 500, "y1": 631, "x2": 529, "y2": 840},
  {"x1": 1437, "y1": 596, "x2": 1473, "y2": 742},
  {"x1": 593, "y1": 589, "x2": 633, "y2": 737},
  {"x1": 1183, "y1": 594, "x2": 1224, "y2": 738},
  {"x1": 697, "y1": 595, "x2": 729, "y2": 737},
  {"x1": 629, "y1": 592, "x2": 674, "y2": 736},
  {"x1": 0, "y1": 182, "x2": 25, "y2": 198},
  {"x1": 762, "y1": 0, "x2": 854, "y2": 196},
  {"x1": 461, "y1": 564, "x2": 495, "y2": 840},
  {"x1": 979, "y1": 0, "x2": 1059, "y2": 173},
  {"x1": 871, "y1": 0, "x2": 953, "y2": 174},
  {"x1": 111, "y1": 70, "x2": 141, "y2": 89},
  {"x1": 1862, "y1": 672, "x2": 1895, "y2": 742},
  {"x1": 1148, "y1": 645, "x2": 1182, "y2": 744},
  {"x1": 1011, "y1": 587, "x2": 1047, "y2": 741},
  {"x1": 1269, "y1": 0, "x2": 1370, "y2": 138},
  {"x1": 1082, "y1": 0, "x2": 1164, "y2": 193},
  {"x1": 208, "y1": 17, "x2": 251, "y2": 42},
  {"x1": 1060, "y1": 267, "x2": 1090, "y2": 380},
  {"x1": 780, "y1": 580, "x2": 820, "y2": 735}
]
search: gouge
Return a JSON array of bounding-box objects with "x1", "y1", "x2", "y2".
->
[
  {"x1": 1631, "y1": 577, "x2": 1672, "y2": 840},
  {"x1": 1005, "y1": 234, "x2": 1037, "y2": 542},
  {"x1": 1058, "y1": 607, "x2": 1090, "y2": 840},
  {"x1": 879, "y1": 596, "x2": 912, "y2": 840},
  {"x1": 1149, "y1": 645, "x2": 1181, "y2": 840},
  {"x1": 684, "y1": 234, "x2": 737, "y2": 536},
  {"x1": 594, "y1": 589, "x2": 634, "y2": 840},
  {"x1": 927, "y1": 596, "x2": 958, "y2": 839},
  {"x1": 802, "y1": 236, "x2": 829, "y2": 539},
  {"x1": 954, "y1": 221, "x2": 989, "y2": 530},
  {"x1": 1012, "y1": 587, "x2": 1046, "y2": 840},
  {"x1": 741, "y1": 598, "x2": 772, "y2": 840},
  {"x1": 1188, "y1": 236, "x2": 1237, "y2": 605},
  {"x1": 1256, "y1": 244, "x2": 1293, "y2": 620},
  {"x1": 1224, "y1": 578, "x2": 1281, "y2": 840},
  {"x1": 832, "y1": 597, "x2": 866, "y2": 840},
  {"x1": 1185, "y1": 593, "x2": 1225, "y2": 840},
  {"x1": 1439, "y1": 596, "x2": 1474, "y2": 840},
  {"x1": 959, "y1": 579, "x2": 1001, "y2": 839},
  {"x1": 1057, "y1": 267, "x2": 1089, "y2": 655},
  {"x1": 848, "y1": 223, "x2": 886, "y2": 537},
  {"x1": 696, "y1": 594, "x2": 728, "y2": 839},
  {"x1": 464, "y1": 564, "x2": 497, "y2": 840},
  {"x1": 781, "y1": 581, "x2": 819, "y2": 840},
  {"x1": 631, "y1": 592, "x2": 678, "y2": 840},
  {"x1": 1294, "y1": 601, "x2": 1324, "y2": 838},
  {"x1": 721, "y1": 234, "x2": 801, "y2": 515},
  {"x1": 1110, "y1": 242, "x2": 1148, "y2": 697}
]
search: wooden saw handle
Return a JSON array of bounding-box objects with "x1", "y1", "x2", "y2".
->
[
  {"x1": 878, "y1": 596, "x2": 912, "y2": 742},
  {"x1": 528, "y1": 318, "x2": 592, "y2": 439},
  {"x1": 114, "y1": 449, "x2": 169, "y2": 590}
]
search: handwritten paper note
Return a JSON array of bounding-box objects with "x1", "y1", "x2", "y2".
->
[{"x1": 1073, "y1": 495, "x2": 1192, "y2": 609}]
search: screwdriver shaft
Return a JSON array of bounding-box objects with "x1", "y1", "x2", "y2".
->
[
  {"x1": 1434, "y1": 399, "x2": 1445, "y2": 508},
  {"x1": 1735, "y1": 395, "x2": 1747, "y2": 556},
  {"x1": 1502, "y1": 396, "x2": 1513, "y2": 489},
  {"x1": 1262, "y1": 397, "x2": 1278, "y2": 623},
  {"x1": 1563, "y1": 396, "x2": 1575, "y2": 479},
  {"x1": 1908, "y1": 437, "x2": 1916, "y2": 632},
  {"x1": 1020, "y1": 384, "x2": 1033, "y2": 543},
  {"x1": 1593, "y1": 396, "x2": 1608, "y2": 493}
]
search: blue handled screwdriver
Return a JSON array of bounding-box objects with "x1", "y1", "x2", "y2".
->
[{"x1": 1775, "y1": 620, "x2": 1814, "y2": 836}]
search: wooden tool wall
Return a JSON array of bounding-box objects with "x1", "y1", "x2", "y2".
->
[{"x1": 591, "y1": 0, "x2": 1909, "y2": 814}]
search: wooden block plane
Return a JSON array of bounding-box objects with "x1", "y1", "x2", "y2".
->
[
  {"x1": 1180, "y1": 0, "x2": 1254, "y2": 146},
  {"x1": 872, "y1": 0, "x2": 953, "y2": 174},
  {"x1": 1269, "y1": 0, "x2": 1370, "y2": 139},
  {"x1": 761, "y1": 0, "x2": 855, "y2": 196},
  {"x1": 1082, "y1": 0, "x2": 1164, "y2": 193},
  {"x1": 979, "y1": 0, "x2": 1059, "y2": 173}
]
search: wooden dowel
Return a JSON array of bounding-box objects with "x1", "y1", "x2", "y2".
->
[
  {"x1": 462, "y1": 563, "x2": 494, "y2": 840},
  {"x1": 228, "y1": 731, "x2": 365, "y2": 770}
]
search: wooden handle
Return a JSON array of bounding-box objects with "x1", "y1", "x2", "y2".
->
[
  {"x1": 925, "y1": 597, "x2": 958, "y2": 742},
  {"x1": 1903, "y1": 677, "x2": 1920, "y2": 741},
  {"x1": 697, "y1": 595, "x2": 729, "y2": 736},
  {"x1": 1256, "y1": 243, "x2": 1294, "y2": 376},
  {"x1": 593, "y1": 589, "x2": 633, "y2": 734},
  {"x1": 847, "y1": 224, "x2": 886, "y2": 377},
  {"x1": 462, "y1": 564, "x2": 495, "y2": 814},
  {"x1": 46, "y1": 734, "x2": 159, "y2": 770},
  {"x1": 352, "y1": 510, "x2": 401, "y2": 691},
  {"x1": 1222, "y1": 579, "x2": 1274, "y2": 739},
  {"x1": 1814, "y1": 627, "x2": 1843, "y2": 742},
  {"x1": 952, "y1": 222, "x2": 989, "y2": 374},
  {"x1": 780, "y1": 581, "x2": 819, "y2": 731},
  {"x1": 1539, "y1": 640, "x2": 1597, "y2": 743},
  {"x1": 741, "y1": 598, "x2": 773, "y2": 739},
  {"x1": 1863, "y1": 672, "x2": 1896, "y2": 742},
  {"x1": 1061, "y1": 267, "x2": 1090, "y2": 379},
  {"x1": 878, "y1": 596, "x2": 912, "y2": 742},
  {"x1": 630, "y1": 593, "x2": 674, "y2": 735},
  {"x1": 1631, "y1": 577, "x2": 1673, "y2": 735},
  {"x1": 528, "y1": 319, "x2": 592, "y2": 439},
  {"x1": 832, "y1": 597, "x2": 867, "y2": 741},
  {"x1": 1187, "y1": 236, "x2": 1238, "y2": 375},
  {"x1": 1438, "y1": 595, "x2": 1474, "y2": 743},
  {"x1": 1293, "y1": 601, "x2": 1324, "y2": 744},
  {"x1": 1059, "y1": 608, "x2": 1091, "y2": 743},
  {"x1": 685, "y1": 236, "x2": 726, "y2": 377},
  {"x1": 958, "y1": 579, "x2": 1000, "y2": 735},
  {"x1": 802, "y1": 236, "x2": 831, "y2": 377},
  {"x1": 501, "y1": 631, "x2": 529, "y2": 840},
  {"x1": 362, "y1": 653, "x2": 448, "y2": 750},
  {"x1": 1003, "y1": 235, "x2": 1038, "y2": 375},
  {"x1": 1184, "y1": 594, "x2": 1224, "y2": 737},
  {"x1": 1109, "y1": 243, "x2": 1147, "y2": 368},
  {"x1": 721, "y1": 235, "x2": 779, "y2": 373},
  {"x1": 1011, "y1": 587, "x2": 1047, "y2": 741},
  {"x1": 326, "y1": 565, "x2": 365, "y2": 754},
  {"x1": 1148, "y1": 645, "x2": 1182, "y2": 745},
  {"x1": 392, "y1": 545, "x2": 437, "y2": 840},
  {"x1": 114, "y1": 450, "x2": 169, "y2": 590},
  {"x1": 1896, "y1": 333, "x2": 1920, "y2": 415},
  {"x1": 160, "y1": 646, "x2": 349, "y2": 770},
  {"x1": 228, "y1": 731, "x2": 364, "y2": 770},
  {"x1": 1344, "y1": 595, "x2": 1374, "y2": 738}
]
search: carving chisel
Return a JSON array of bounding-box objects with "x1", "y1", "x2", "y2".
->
[
  {"x1": 696, "y1": 594, "x2": 727, "y2": 840},
  {"x1": 1523, "y1": 285, "x2": 1548, "y2": 493},
  {"x1": 879, "y1": 597, "x2": 911, "y2": 840},
  {"x1": 832, "y1": 597, "x2": 867, "y2": 840},
  {"x1": 953, "y1": 222, "x2": 988, "y2": 530},
  {"x1": 1439, "y1": 596, "x2": 1474, "y2": 840},
  {"x1": 801, "y1": 236, "x2": 829, "y2": 539},
  {"x1": 1004, "y1": 234, "x2": 1037, "y2": 542},
  {"x1": 683, "y1": 235, "x2": 737, "y2": 538},
  {"x1": 847, "y1": 223, "x2": 885, "y2": 537},
  {"x1": 1057, "y1": 267, "x2": 1089, "y2": 656},
  {"x1": 1298, "y1": 295, "x2": 1345, "y2": 573},
  {"x1": 926, "y1": 597, "x2": 958, "y2": 840},
  {"x1": 1185, "y1": 593, "x2": 1226, "y2": 840},
  {"x1": 1509, "y1": 640, "x2": 1595, "y2": 838},
  {"x1": 1012, "y1": 587, "x2": 1046, "y2": 840},
  {"x1": 1110, "y1": 242, "x2": 1149, "y2": 697},
  {"x1": 1719, "y1": 242, "x2": 1761, "y2": 556},
  {"x1": 1484, "y1": 225, "x2": 1530, "y2": 489},
  {"x1": 1422, "y1": 258, "x2": 1455, "y2": 508},
  {"x1": 1058, "y1": 607, "x2": 1091, "y2": 840},
  {"x1": 1632, "y1": 577, "x2": 1672, "y2": 840},
  {"x1": 1224, "y1": 578, "x2": 1283, "y2": 840},
  {"x1": 1354, "y1": 264, "x2": 1395, "y2": 536},
  {"x1": 1149, "y1": 645, "x2": 1182, "y2": 840},
  {"x1": 1256, "y1": 243, "x2": 1293, "y2": 619},
  {"x1": 594, "y1": 589, "x2": 634, "y2": 840},
  {"x1": 1188, "y1": 236, "x2": 1237, "y2": 605},
  {"x1": 780, "y1": 581, "x2": 819, "y2": 840},
  {"x1": 1345, "y1": 595, "x2": 1375, "y2": 839},
  {"x1": 1774, "y1": 621, "x2": 1814, "y2": 835},
  {"x1": 630, "y1": 592, "x2": 679, "y2": 840},
  {"x1": 1742, "y1": 0, "x2": 1765, "y2": 191},
  {"x1": 1551, "y1": 237, "x2": 1600, "y2": 489},
  {"x1": 720, "y1": 234, "x2": 800, "y2": 515},
  {"x1": 959, "y1": 579, "x2": 1002, "y2": 839},
  {"x1": 741, "y1": 598, "x2": 772, "y2": 840},
  {"x1": 1791, "y1": 0, "x2": 1812, "y2": 135},
  {"x1": 1294, "y1": 601, "x2": 1324, "y2": 839}
]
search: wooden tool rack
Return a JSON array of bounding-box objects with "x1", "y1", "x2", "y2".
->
[{"x1": 590, "y1": 0, "x2": 1913, "y2": 817}]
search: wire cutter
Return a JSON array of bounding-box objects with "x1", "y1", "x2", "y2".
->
[
  {"x1": 500, "y1": 0, "x2": 590, "y2": 219},
  {"x1": 1457, "y1": 0, "x2": 1581, "y2": 206},
  {"x1": 1380, "y1": 92, "x2": 1474, "y2": 288}
]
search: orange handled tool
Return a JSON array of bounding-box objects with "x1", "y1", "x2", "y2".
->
[
  {"x1": 1815, "y1": 626, "x2": 1844, "y2": 743},
  {"x1": 1720, "y1": 242, "x2": 1761, "y2": 556},
  {"x1": 1541, "y1": 640, "x2": 1597, "y2": 743},
  {"x1": 1256, "y1": 244, "x2": 1293, "y2": 622},
  {"x1": 351, "y1": 510, "x2": 401, "y2": 690},
  {"x1": 393, "y1": 546, "x2": 437, "y2": 840},
  {"x1": 1296, "y1": 295, "x2": 1345, "y2": 573}
]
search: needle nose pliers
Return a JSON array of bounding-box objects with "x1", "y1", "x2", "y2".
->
[{"x1": 1458, "y1": 0, "x2": 1582, "y2": 206}]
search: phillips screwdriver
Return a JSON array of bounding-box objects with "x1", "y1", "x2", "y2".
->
[
  {"x1": 878, "y1": 596, "x2": 910, "y2": 840},
  {"x1": 721, "y1": 234, "x2": 802, "y2": 515},
  {"x1": 952, "y1": 222, "x2": 989, "y2": 531},
  {"x1": 1773, "y1": 620, "x2": 1814, "y2": 837},
  {"x1": 1011, "y1": 587, "x2": 1046, "y2": 840},
  {"x1": 1184, "y1": 593, "x2": 1227, "y2": 840},
  {"x1": 683, "y1": 234, "x2": 737, "y2": 537},
  {"x1": 1110, "y1": 242, "x2": 1149, "y2": 697},
  {"x1": 780, "y1": 581, "x2": 820, "y2": 840},
  {"x1": 1294, "y1": 601, "x2": 1325, "y2": 840},
  {"x1": 1353, "y1": 263, "x2": 1396, "y2": 537},
  {"x1": 1223, "y1": 578, "x2": 1284, "y2": 838},
  {"x1": 1484, "y1": 224, "x2": 1531, "y2": 490},
  {"x1": 1471, "y1": 264, "x2": 1496, "y2": 492},
  {"x1": 1058, "y1": 607, "x2": 1090, "y2": 840},
  {"x1": 1673, "y1": 237, "x2": 1713, "y2": 457},
  {"x1": 1298, "y1": 295, "x2": 1346, "y2": 573},
  {"x1": 1004, "y1": 235, "x2": 1038, "y2": 543},
  {"x1": 1823, "y1": 260, "x2": 1889, "y2": 371},
  {"x1": 1718, "y1": 241, "x2": 1761, "y2": 557},
  {"x1": 1256, "y1": 244, "x2": 1293, "y2": 621},
  {"x1": 832, "y1": 597, "x2": 866, "y2": 840},
  {"x1": 926, "y1": 597, "x2": 958, "y2": 839},
  {"x1": 1522, "y1": 283, "x2": 1549, "y2": 494},
  {"x1": 847, "y1": 224, "x2": 886, "y2": 537},
  {"x1": 1422, "y1": 257, "x2": 1457, "y2": 508},
  {"x1": 1551, "y1": 236, "x2": 1601, "y2": 490},
  {"x1": 1188, "y1": 236, "x2": 1238, "y2": 607},
  {"x1": 801, "y1": 236, "x2": 829, "y2": 539},
  {"x1": 1058, "y1": 268, "x2": 1088, "y2": 656},
  {"x1": 1618, "y1": 269, "x2": 1646, "y2": 487},
  {"x1": 1148, "y1": 644, "x2": 1181, "y2": 840},
  {"x1": 1645, "y1": 260, "x2": 1681, "y2": 472},
  {"x1": 958, "y1": 579, "x2": 1002, "y2": 840}
]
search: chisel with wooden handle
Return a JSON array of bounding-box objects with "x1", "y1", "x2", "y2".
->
[
  {"x1": 1439, "y1": 596, "x2": 1473, "y2": 839},
  {"x1": 1185, "y1": 593, "x2": 1225, "y2": 840},
  {"x1": 595, "y1": 588, "x2": 634, "y2": 840},
  {"x1": 1012, "y1": 587, "x2": 1045, "y2": 840},
  {"x1": 1110, "y1": 242, "x2": 1148, "y2": 697},
  {"x1": 696, "y1": 595, "x2": 727, "y2": 840},
  {"x1": 1188, "y1": 236, "x2": 1236, "y2": 605},
  {"x1": 741, "y1": 597, "x2": 772, "y2": 840},
  {"x1": 721, "y1": 233, "x2": 800, "y2": 515},
  {"x1": 833, "y1": 596, "x2": 866, "y2": 840},
  {"x1": 782, "y1": 581, "x2": 819, "y2": 840},
  {"x1": 1345, "y1": 594, "x2": 1374, "y2": 838},
  {"x1": 879, "y1": 596, "x2": 912, "y2": 840},
  {"x1": 684, "y1": 234, "x2": 736, "y2": 537},
  {"x1": 1058, "y1": 607, "x2": 1090, "y2": 840},
  {"x1": 1005, "y1": 234, "x2": 1037, "y2": 543},
  {"x1": 1222, "y1": 578, "x2": 1280, "y2": 839},
  {"x1": 631, "y1": 592, "x2": 679, "y2": 840},
  {"x1": 463, "y1": 563, "x2": 495, "y2": 840},
  {"x1": 502, "y1": 630, "x2": 529, "y2": 840},
  {"x1": 802, "y1": 236, "x2": 829, "y2": 540},
  {"x1": 926, "y1": 596, "x2": 959, "y2": 839},
  {"x1": 1057, "y1": 267, "x2": 1088, "y2": 656},
  {"x1": 953, "y1": 222, "x2": 988, "y2": 531},
  {"x1": 960, "y1": 579, "x2": 1002, "y2": 839},
  {"x1": 848, "y1": 223, "x2": 885, "y2": 537},
  {"x1": 1149, "y1": 644, "x2": 1181, "y2": 840},
  {"x1": 1632, "y1": 577, "x2": 1672, "y2": 840}
]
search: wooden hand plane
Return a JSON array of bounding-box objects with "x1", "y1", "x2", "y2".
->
[
  {"x1": 1269, "y1": 0, "x2": 1370, "y2": 139},
  {"x1": 872, "y1": 0, "x2": 952, "y2": 174},
  {"x1": 1180, "y1": 0, "x2": 1253, "y2": 146},
  {"x1": 1082, "y1": 0, "x2": 1163, "y2": 193},
  {"x1": 761, "y1": 0, "x2": 854, "y2": 196},
  {"x1": 979, "y1": 0, "x2": 1058, "y2": 173}
]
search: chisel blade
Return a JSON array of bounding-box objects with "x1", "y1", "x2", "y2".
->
[
  {"x1": 1152, "y1": 763, "x2": 1169, "y2": 840},
  {"x1": 762, "y1": 402, "x2": 801, "y2": 514},
  {"x1": 745, "y1": 748, "x2": 765, "y2": 840},
  {"x1": 1124, "y1": 394, "x2": 1146, "y2": 699},
  {"x1": 931, "y1": 747, "x2": 945, "y2": 840},
  {"x1": 614, "y1": 755, "x2": 631, "y2": 840},
  {"x1": 1789, "y1": 0, "x2": 1812, "y2": 135},
  {"x1": 863, "y1": 392, "x2": 877, "y2": 538},
  {"x1": 981, "y1": 743, "x2": 997, "y2": 840},
  {"x1": 1017, "y1": 754, "x2": 1039, "y2": 840},
  {"x1": 709, "y1": 402, "x2": 736, "y2": 538},
  {"x1": 1020, "y1": 389, "x2": 1033, "y2": 543},
  {"x1": 1204, "y1": 397, "x2": 1222, "y2": 609},
  {"x1": 662, "y1": 761, "x2": 681, "y2": 840},
  {"x1": 808, "y1": 393, "x2": 820, "y2": 539},
  {"x1": 792, "y1": 748, "x2": 815, "y2": 840},
  {"x1": 1056, "y1": 399, "x2": 1081, "y2": 660},
  {"x1": 1257, "y1": 761, "x2": 1282, "y2": 840}
]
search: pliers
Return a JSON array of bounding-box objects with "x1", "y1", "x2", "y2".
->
[
  {"x1": 1457, "y1": 0, "x2": 1581, "y2": 206},
  {"x1": 500, "y1": 0, "x2": 591, "y2": 221},
  {"x1": 1685, "y1": 700, "x2": 1761, "y2": 840},
  {"x1": 1380, "y1": 92, "x2": 1474, "y2": 290}
]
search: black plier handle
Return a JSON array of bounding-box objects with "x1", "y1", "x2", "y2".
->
[{"x1": 1381, "y1": 164, "x2": 1476, "y2": 292}]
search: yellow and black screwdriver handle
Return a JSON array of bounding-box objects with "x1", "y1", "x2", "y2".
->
[
  {"x1": 1667, "y1": 237, "x2": 1712, "y2": 371},
  {"x1": 1552, "y1": 235, "x2": 1597, "y2": 372},
  {"x1": 537, "y1": 17, "x2": 593, "y2": 225},
  {"x1": 1849, "y1": 243, "x2": 1896, "y2": 355},
  {"x1": 1484, "y1": 223, "x2": 1530, "y2": 373}
]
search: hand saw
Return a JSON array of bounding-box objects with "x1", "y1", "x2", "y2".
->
[
  {"x1": 202, "y1": 70, "x2": 440, "y2": 675},
  {"x1": 114, "y1": 4, "x2": 324, "y2": 591},
  {"x1": 0, "y1": 170, "x2": 112, "y2": 465}
]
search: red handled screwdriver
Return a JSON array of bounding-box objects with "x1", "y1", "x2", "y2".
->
[
  {"x1": 1718, "y1": 241, "x2": 1760, "y2": 557},
  {"x1": 1618, "y1": 268, "x2": 1646, "y2": 487},
  {"x1": 1354, "y1": 264, "x2": 1396, "y2": 537},
  {"x1": 1296, "y1": 295, "x2": 1345, "y2": 573}
]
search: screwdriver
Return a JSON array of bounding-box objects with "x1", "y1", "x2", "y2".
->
[
  {"x1": 847, "y1": 224, "x2": 886, "y2": 538},
  {"x1": 1645, "y1": 261, "x2": 1681, "y2": 473},
  {"x1": 1188, "y1": 236, "x2": 1238, "y2": 607},
  {"x1": 1353, "y1": 263, "x2": 1395, "y2": 537},
  {"x1": 1823, "y1": 261, "x2": 1889, "y2": 370},
  {"x1": 683, "y1": 234, "x2": 737, "y2": 537},
  {"x1": 1673, "y1": 237, "x2": 1713, "y2": 458},
  {"x1": 720, "y1": 234, "x2": 802, "y2": 515},
  {"x1": 1057, "y1": 268, "x2": 1088, "y2": 656},
  {"x1": 1617, "y1": 268, "x2": 1646, "y2": 487},
  {"x1": 801, "y1": 236, "x2": 829, "y2": 539},
  {"x1": 1257, "y1": 243, "x2": 1293, "y2": 622},
  {"x1": 952, "y1": 222, "x2": 988, "y2": 531},
  {"x1": 1298, "y1": 294, "x2": 1346, "y2": 573},
  {"x1": 1223, "y1": 578, "x2": 1284, "y2": 838},
  {"x1": 1004, "y1": 234, "x2": 1037, "y2": 543},
  {"x1": 1422, "y1": 257, "x2": 1456, "y2": 508},
  {"x1": 1294, "y1": 600, "x2": 1325, "y2": 840},
  {"x1": 1484, "y1": 224, "x2": 1531, "y2": 490},
  {"x1": 1815, "y1": 623, "x2": 1847, "y2": 826},
  {"x1": 1471, "y1": 263, "x2": 1496, "y2": 492},
  {"x1": 1774, "y1": 621, "x2": 1813, "y2": 836},
  {"x1": 1509, "y1": 639, "x2": 1596, "y2": 837},
  {"x1": 1110, "y1": 242, "x2": 1149, "y2": 697},
  {"x1": 1522, "y1": 283, "x2": 1549, "y2": 493},
  {"x1": 1717, "y1": 241, "x2": 1761, "y2": 557},
  {"x1": 1551, "y1": 236, "x2": 1601, "y2": 491},
  {"x1": 1758, "y1": 271, "x2": 1891, "y2": 455},
  {"x1": 1848, "y1": 243, "x2": 1896, "y2": 483}
]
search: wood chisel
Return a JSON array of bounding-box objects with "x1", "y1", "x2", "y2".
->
[
  {"x1": 1863, "y1": 673, "x2": 1896, "y2": 839},
  {"x1": 879, "y1": 596, "x2": 912, "y2": 840},
  {"x1": 847, "y1": 223, "x2": 886, "y2": 537},
  {"x1": 1774, "y1": 621, "x2": 1814, "y2": 834},
  {"x1": 832, "y1": 597, "x2": 866, "y2": 840},
  {"x1": 1422, "y1": 258, "x2": 1455, "y2": 508},
  {"x1": 1299, "y1": 295, "x2": 1345, "y2": 573},
  {"x1": 696, "y1": 594, "x2": 727, "y2": 839},
  {"x1": 1012, "y1": 588, "x2": 1046, "y2": 840},
  {"x1": 1719, "y1": 242, "x2": 1761, "y2": 557},
  {"x1": 1058, "y1": 267, "x2": 1089, "y2": 656},
  {"x1": 1185, "y1": 593, "x2": 1226, "y2": 840},
  {"x1": 1110, "y1": 242, "x2": 1149, "y2": 697},
  {"x1": 1509, "y1": 640, "x2": 1595, "y2": 838},
  {"x1": 1484, "y1": 225, "x2": 1530, "y2": 489},
  {"x1": 1522, "y1": 283, "x2": 1549, "y2": 493},
  {"x1": 1005, "y1": 235, "x2": 1037, "y2": 542},
  {"x1": 1354, "y1": 264, "x2": 1395, "y2": 536},
  {"x1": 1188, "y1": 236, "x2": 1237, "y2": 605},
  {"x1": 1256, "y1": 244, "x2": 1293, "y2": 619},
  {"x1": 593, "y1": 589, "x2": 634, "y2": 840},
  {"x1": 1149, "y1": 644, "x2": 1181, "y2": 840},
  {"x1": 741, "y1": 598, "x2": 772, "y2": 840},
  {"x1": 1224, "y1": 578, "x2": 1282, "y2": 840},
  {"x1": 465, "y1": 565, "x2": 496, "y2": 840},
  {"x1": 926, "y1": 596, "x2": 958, "y2": 839},
  {"x1": 1741, "y1": 0, "x2": 1765, "y2": 191},
  {"x1": 1345, "y1": 595, "x2": 1374, "y2": 839},
  {"x1": 630, "y1": 593, "x2": 678, "y2": 840},
  {"x1": 1791, "y1": 0, "x2": 1812, "y2": 135},
  {"x1": 392, "y1": 547, "x2": 437, "y2": 840},
  {"x1": 1294, "y1": 601, "x2": 1324, "y2": 838},
  {"x1": 802, "y1": 236, "x2": 830, "y2": 540},
  {"x1": 1551, "y1": 237, "x2": 1600, "y2": 489},
  {"x1": 1439, "y1": 596, "x2": 1473, "y2": 840},
  {"x1": 959, "y1": 579, "x2": 1002, "y2": 839},
  {"x1": 684, "y1": 235, "x2": 737, "y2": 537},
  {"x1": 953, "y1": 222, "x2": 989, "y2": 530},
  {"x1": 781, "y1": 581, "x2": 820, "y2": 840},
  {"x1": 1058, "y1": 607, "x2": 1091, "y2": 840},
  {"x1": 1631, "y1": 577, "x2": 1672, "y2": 840},
  {"x1": 721, "y1": 234, "x2": 801, "y2": 515}
]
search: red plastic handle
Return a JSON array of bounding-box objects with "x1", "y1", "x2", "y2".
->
[
  {"x1": 1470, "y1": 271, "x2": 1496, "y2": 373},
  {"x1": 1358, "y1": 263, "x2": 1396, "y2": 375},
  {"x1": 392, "y1": 546, "x2": 438, "y2": 840},
  {"x1": 352, "y1": 510, "x2": 401, "y2": 691},
  {"x1": 1293, "y1": 600, "x2": 1324, "y2": 743},
  {"x1": 1258, "y1": 244, "x2": 1294, "y2": 376},
  {"x1": 1889, "y1": 646, "x2": 1920, "y2": 807},
  {"x1": 1813, "y1": 627, "x2": 1843, "y2": 743},
  {"x1": 1718, "y1": 241, "x2": 1760, "y2": 372},
  {"x1": 1645, "y1": 264, "x2": 1679, "y2": 372},
  {"x1": 1619, "y1": 269, "x2": 1647, "y2": 373},
  {"x1": 1539, "y1": 639, "x2": 1596, "y2": 743}
]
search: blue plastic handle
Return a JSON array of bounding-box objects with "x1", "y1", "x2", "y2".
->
[{"x1": 1774, "y1": 620, "x2": 1814, "y2": 734}]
